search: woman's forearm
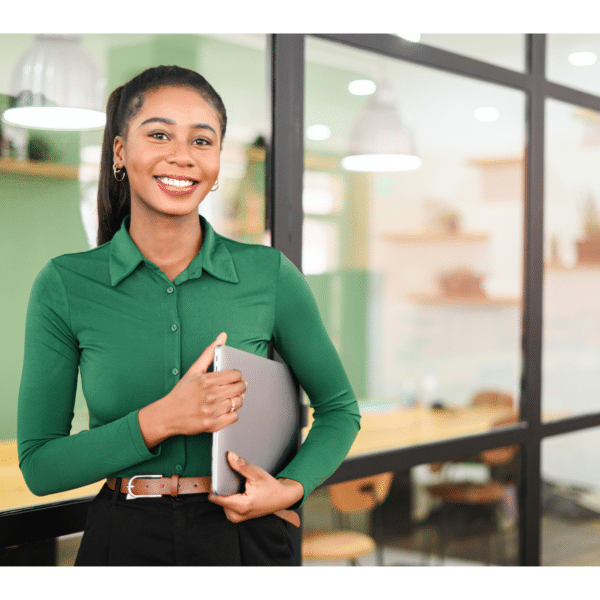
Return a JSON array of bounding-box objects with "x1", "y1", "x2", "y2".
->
[{"x1": 137, "y1": 395, "x2": 180, "y2": 449}]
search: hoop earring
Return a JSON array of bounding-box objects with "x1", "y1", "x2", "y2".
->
[
  {"x1": 211, "y1": 179, "x2": 219, "y2": 192},
  {"x1": 113, "y1": 163, "x2": 126, "y2": 182}
]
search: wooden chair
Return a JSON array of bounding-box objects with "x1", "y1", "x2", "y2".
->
[
  {"x1": 471, "y1": 389, "x2": 514, "y2": 409},
  {"x1": 424, "y1": 410, "x2": 519, "y2": 565},
  {"x1": 429, "y1": 389, "x2": 515, "y2": 475},
  {"x1": 302, "y1": 472, "x2": 394, "y2": 566}
]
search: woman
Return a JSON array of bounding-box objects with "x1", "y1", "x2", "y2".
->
[{"x1": 17, "y1": 65, "x2": 361, "y2": 566}]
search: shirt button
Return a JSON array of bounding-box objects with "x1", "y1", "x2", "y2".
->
[
  {"x1": 175, "y1": 464, "x2": 183, "y2": 472},
  {"x1": 167, "y1": 286, "x2": 174, "y2": 294},
  {"x1": 171, "y1": 324, "x2": 178, "y2": 332},
  {"x1": 172, "y1": 368, "x2": 179, "y2": 376}
]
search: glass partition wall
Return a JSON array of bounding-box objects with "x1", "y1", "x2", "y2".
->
[
  {"x1": 3, "y1": 33, "x2": 600, "y2": 567},
  {"x1": 299, "y1": 33, "x2": 600, "y2": 567},
  {"x1": 304, "y1": 36, "x2": 526, "y2": 433},
  {"x1": 301, "y1": 36, "x2": 525, "y2": 566},
  {"x1": 540, "y1": 97, "x2": 600, "y2": 564}
]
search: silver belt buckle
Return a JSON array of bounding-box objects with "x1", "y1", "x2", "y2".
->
[{"x1": 126, "y1": 474, "x2": 163, "y2": 500}]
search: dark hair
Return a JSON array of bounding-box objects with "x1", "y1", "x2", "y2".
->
[{"x1": 96, "y1": 65, "x2": 227, "y2": 245}]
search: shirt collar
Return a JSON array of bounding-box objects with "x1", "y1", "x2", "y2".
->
[{"x1": 109, "y1": 215, "x2": 239, "y2": 287}]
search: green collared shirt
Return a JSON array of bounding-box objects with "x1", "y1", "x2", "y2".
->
[{"x1": 17, "y1": 217, "x2": 360, "y2": 505}]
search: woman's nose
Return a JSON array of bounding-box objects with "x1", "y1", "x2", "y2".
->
[{"x1": 167, "y1": 140, "x2": 194, "y2": 166}]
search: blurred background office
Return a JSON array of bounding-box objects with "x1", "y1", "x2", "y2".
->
[{"x1": 2, "y1": 32, "x2": 600, "y2": 566}]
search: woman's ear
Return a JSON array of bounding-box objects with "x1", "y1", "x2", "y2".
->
[{"x1": 113, "y1": 136, "x2": 125, "y2": 167}]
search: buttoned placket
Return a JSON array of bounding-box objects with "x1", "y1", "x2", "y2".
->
[
  {"x1": 162, "y1": 276, "x2": 186, "y2": 475},
  {"x1": 165, "y1": 283, "x2": 181, "y2": 379}
]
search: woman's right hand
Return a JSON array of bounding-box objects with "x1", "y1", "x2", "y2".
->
[{"x1": 138, "y1": 332, "x2": 247, "y2": 449}]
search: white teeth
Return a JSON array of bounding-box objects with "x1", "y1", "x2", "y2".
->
[{"x1": 157, "y1": 177, "x2": 196, "y2": 187}]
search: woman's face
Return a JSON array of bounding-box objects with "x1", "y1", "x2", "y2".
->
[{"x1": 113, "y1": 85, "x2": 221, "y2": 220}]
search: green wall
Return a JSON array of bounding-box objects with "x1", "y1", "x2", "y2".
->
[{"x1": 1, "y1": 170, "x2": 89, "y2": 440}]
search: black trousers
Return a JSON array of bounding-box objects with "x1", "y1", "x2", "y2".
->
[{"x1": 75, "y1": 483, "x2": 296, "y2": 566}]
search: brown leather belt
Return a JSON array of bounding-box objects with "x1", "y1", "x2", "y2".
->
[
  {"x1": 107, "y1": 475, "x2": 212, "y2": 497},
  {"x1": 106, "y1": 475, "x2": 300, "y2": 528}
]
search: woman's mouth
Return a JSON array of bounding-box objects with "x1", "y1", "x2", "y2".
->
[{"x1": 155, "y1": 176, "x2": 200, "y2": 196}]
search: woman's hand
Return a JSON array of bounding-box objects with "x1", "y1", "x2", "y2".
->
[
  {"x1": 138, "y1": 332, "x2": 247, "y2": 448},
  {"x1": 208, "y1": 451, "x2": 304, "y2": 523}
]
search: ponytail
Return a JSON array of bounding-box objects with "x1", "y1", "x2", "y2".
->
[
  {"x1": 96, "y1": 65, "x2": 227, "y2": 246},
  {"x1": 97, "y1": 85, "x2": 130, "y2": 246}
]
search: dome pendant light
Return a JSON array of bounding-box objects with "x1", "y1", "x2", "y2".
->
[
  {"x1": 2, "y1": 34, "x2": 106, "y2": 131},
  {"x1": 342, "y1": 82, "x2": 421, "y2": 173}
]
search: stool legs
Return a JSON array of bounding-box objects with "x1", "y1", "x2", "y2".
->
[{"x1": 422, "y1": 503, "x2": 509, "y2": 566}]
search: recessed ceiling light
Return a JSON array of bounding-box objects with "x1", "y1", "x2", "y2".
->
[
  {"x1": 348, "y1": 79, "x2": 377, "y2": 96},
  {"x1": 569, "y1": 51, "x2": 597, "y2": 66},
  {"x1": 397, "y1": 34, "x2": 421, "y2": 43},
  {"x1": 306, "y1": 124, "x2": 331, "y2": 141},
  {"x1": 474, "y1": 107, "x2": 500, "y2": 123}
]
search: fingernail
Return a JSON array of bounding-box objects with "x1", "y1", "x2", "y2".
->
[{"x1": 228, "y1": 451, "x2": 239, "y2": 461}]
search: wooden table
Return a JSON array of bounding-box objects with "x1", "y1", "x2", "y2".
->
[
  {"x1": 0, "y1": 404, "x2": 517, "y2": 513},
  {"x1": 0, "y1": 441, "x2": 103, "y2": 513},
  {"x1": 347, "y1": 404, "x2": 515, "y2": 458}
]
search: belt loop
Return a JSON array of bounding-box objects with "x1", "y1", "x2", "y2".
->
[
  {"x1": 111, "y1": 477, "x2": 122, "y2": 507},
  {"x1": 170, "y1": 474, "x2": 179, "y2": 498}
]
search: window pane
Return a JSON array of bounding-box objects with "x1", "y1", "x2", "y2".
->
[
  {"x1": 0, "y1": 33, "x2": 267, "y2": 512},
  {"x1": 542, "y1": 430, "x2": 600, "y2": 565},
  {"x1": 547, "y1": 34, "x2": 600, "y2": 97},
  {"x1": 304, "y1": 37, "x2": 526, "y2": 461},
  {"x1": 303, "y1": 455, "x2": 521, "y2": 566},
  {"x1": 418, "y1": 34, "x2": 525, "y2": 72},
  {"x1": 543, "y1": 99, "x2": 600, "y2": 423}
]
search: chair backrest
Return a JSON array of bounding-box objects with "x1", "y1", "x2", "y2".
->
[
  {"x1": 471, "y1": 389, "x2": 514, "y2": 409},
  {"x1": 328, "y1": 472, "x2": 394, "y2": 514},
  {"x1": 479, "y1": 413, "x2": 519, "y2": 465}
]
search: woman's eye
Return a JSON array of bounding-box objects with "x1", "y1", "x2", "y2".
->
[
  {"x1": 193, "y1": 138, "x2": 210, "y2": 146},
  {"x1": 150, "y1": 132, "x2": 168, "y2": 140}
]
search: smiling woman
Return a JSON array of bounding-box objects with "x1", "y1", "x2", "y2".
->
[
  {"x1": 16, "y1": 64, "x2": 361, "y2": 566},
  {"x1": 112, "y1": 86, "x2": 222, "y2": 279},
  {"x1": 97, "y1": 66, "x2": 227, "y2": 248}
]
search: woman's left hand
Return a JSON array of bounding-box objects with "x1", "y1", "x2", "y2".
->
[{"x1": 208, "y1": 451, "x2": 304, "y2": 523}]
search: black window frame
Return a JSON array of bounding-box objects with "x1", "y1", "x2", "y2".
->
[{"x1": 4, "y1": 33, "x2": 600, "y2": 567}]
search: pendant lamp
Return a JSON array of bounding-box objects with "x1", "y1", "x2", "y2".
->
[
  {"x1": 2, "y1": 34, "x2": 106, "y2": 131},
  {"x1": 342, "y1": 83, "x2": 421, "y2": 172}
]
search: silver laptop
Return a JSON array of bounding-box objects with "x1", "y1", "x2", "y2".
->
[{"x1": 211, "y1": 345, "x2": 299, "y2": 496}]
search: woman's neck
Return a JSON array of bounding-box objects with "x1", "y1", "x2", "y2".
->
[{"x1": 128, "y1": 208, "x2": 203, "y2": 281}]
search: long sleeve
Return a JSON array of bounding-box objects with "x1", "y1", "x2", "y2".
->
[
  {"x1": 17, "y1": 218, "x2": 361, "y2": 501},
  {"x1": 272, "y1": 254, "x2": 361, "y2": 504},
  {"x1": 17, "y1": 261, "x2": 158, "y2": 496}
]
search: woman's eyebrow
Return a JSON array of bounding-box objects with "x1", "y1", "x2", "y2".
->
[
  {"x1": 139, "y1": 117, "x2": 175, "y2": 128},
  {"x1": 139, "y1": 117, "x2": 216, "y2": 135}
]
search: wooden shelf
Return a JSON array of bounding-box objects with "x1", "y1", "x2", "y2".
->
[
  {"x1": 410, "y1": 293, "x2": 521, "y2": 306},
  {"x1": 468, "y1": 156, "x2": 523, "y2": 167},
  {"x1": 0, "y1": 158, "x2": 79, "y2": 179},
  {"x1": 246, "y1": 146, "x2": 344, "y2": 172},
  {"x1": 545, "y1": 262, "x2": 600, "y2": 271},
  {"x1": 383, "y1": 231, "x2": 488, "y2": 243}
]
